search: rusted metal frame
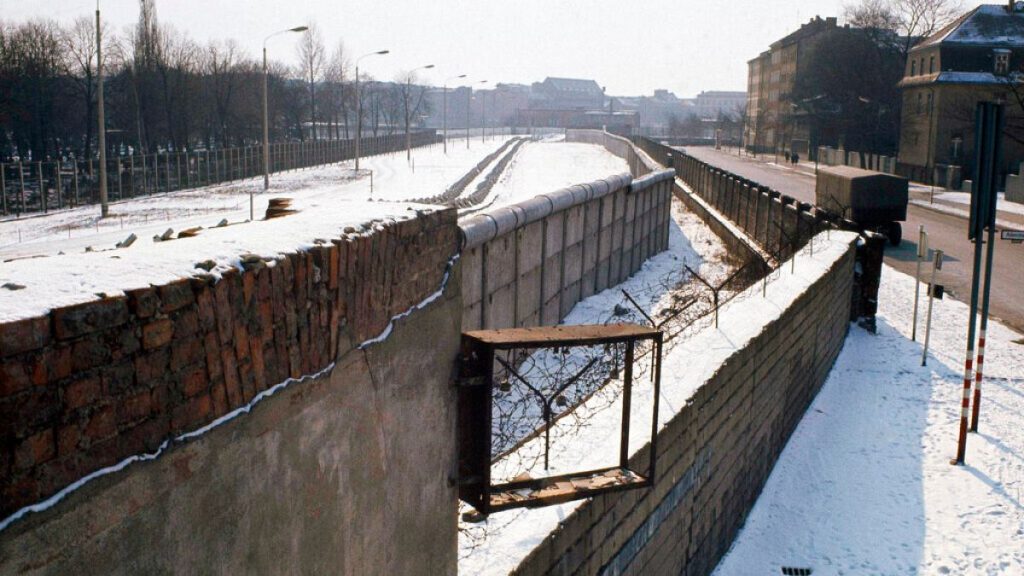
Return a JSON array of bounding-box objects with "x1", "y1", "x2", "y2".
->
[
  {"x1": 458, "y1": 324, "x2": 664, "y2": 515},
  {"x1": 620, "y1": 340, "x2": 635, "y2": 468}
]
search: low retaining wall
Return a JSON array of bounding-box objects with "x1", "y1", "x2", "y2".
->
[
  {"x1": 509, "y1": 233, "x2": 858, "y2": 576},
  {"x1": 634, "y1": 137, "x2": 884, "y2": 324},
  {"x1": 0, "y1": 211, "x2": 462, "y2": 574},
  {"x1": 459, "y1": 170, "x2": 674, "y2": 331}
]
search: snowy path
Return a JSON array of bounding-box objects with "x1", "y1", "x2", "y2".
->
[
  {"x1": 464, "y1": 140, "x2": 630, "y2": 216},
  {"x1": 712, "y1": 266, "x2": 1024, "y2": 575}
]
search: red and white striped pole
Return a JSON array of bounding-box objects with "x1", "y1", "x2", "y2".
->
[
  {"x1": 953, "y1": 346, "x2": 974, "y2": 465},
  {"x1": 970, "y1": 330, "x2": 985, "y2": 433}
]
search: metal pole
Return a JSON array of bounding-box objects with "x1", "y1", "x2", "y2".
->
[
  {"x1": 971, "y1": 182, "x2": 999, "y2": 433},
  {"x1": 466, "y1": 87, "x2": 471, "y2": 149},
  {"x1": 443, "y1": 83, "x2": 448, "y2": 154},
  {"x1": 262, "y1": 45, "x2": 269, "y2": 201},
  {"x1": 355, "y1": 64, "x2": 361, "y2": 171},
  {"x1": 912, "y1": 225, "x2": 927, "y2": 341},
  {"x1": 954, "y1": 102, "x2": 1000, "y2": 465},
  {"x1": 922, "y1": 250, "x2": 943, "y2": 366},
  {"x1": 96, "y1": 5, "x2": 109, "y2": 218}
]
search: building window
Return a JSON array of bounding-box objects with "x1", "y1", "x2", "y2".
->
[
  {"x1": 926, "y1": 92, "x2": 933, "y2": 114},
  {"x1": 917, "y1": 93, "x2": 923, "y2": 114},
  {"x1": 929, "y1": 56, "x2": 935, "y2": 74},
  {"x1": 911, "y1": 60, "x2": 917, "y2": 76},
  {"x1": 995, "y1": 50, "x2": 1010, "y2": 75}
]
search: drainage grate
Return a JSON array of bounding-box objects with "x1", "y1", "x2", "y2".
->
[{"x1": 781, "y1": 568, "x2": 812, "y2": 576}]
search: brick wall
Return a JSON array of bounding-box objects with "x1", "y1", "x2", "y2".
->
[
  {"x1": 0, "y1": 209, "x2": 459, "y2": 522},
  {"x1": 508, "y1": 236, "x2": 857, "y2": 576},
  {"x1": 459, "y1": 171, "x2": 674, "y2": 331}
]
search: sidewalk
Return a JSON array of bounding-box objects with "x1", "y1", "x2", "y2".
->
[{"x1": 731, "y1": 150, "x2": 1024, "y2": 228}]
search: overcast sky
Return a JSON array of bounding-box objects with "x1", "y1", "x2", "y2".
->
[{"x1": 5, "y1": 0, "x2": 851, "y2": 97}]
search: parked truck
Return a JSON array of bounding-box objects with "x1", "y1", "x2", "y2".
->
[{"x1": 815, "y1": 165, "x2": 908, "y2": 246}]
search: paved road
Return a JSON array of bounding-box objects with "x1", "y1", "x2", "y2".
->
[{"x1": 683, "y1": 146, "x2": 1024, "y2": 335}]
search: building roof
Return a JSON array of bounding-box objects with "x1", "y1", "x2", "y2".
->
[
  {"x1": 914, "y1": 4, "x2": 1024, "y2": 51},
  {"x1": 696, "y1": 91, "x2": 746, "y2": 99},
  {"x1": 542, "y1": 77, "x2": 604, "y2": 95},
  {"x1": 770, "y1": 16, "x2": 839, "y2": 49},
  {"x1": 898, "y1": 70, "x2": 1014, "y2": 88}
]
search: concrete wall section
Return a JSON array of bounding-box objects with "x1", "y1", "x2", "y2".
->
[
  {"x1": 1, "y1": 211, "x2": 462, "y2": 575},
  {"x1": 509, "y1": 235, "x2": 858, "y2": 576},
  {"x1": 459, "y1": 171, "x2": 674, "y2": 331}
]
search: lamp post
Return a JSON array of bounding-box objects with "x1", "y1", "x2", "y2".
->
[
  {"x1": 97, "y1": 3, "x2": 108, "y2": 218},
  {"x1": 405, "y1": 64, "x2": 435, "y2": 162},
  {"x1": 468, "y1": 80, "x2": 487, "y2": 149},
  {"x1": 261, "y1": 25, "x2": 307, "y2": 220},
  {"x1": 354, "y1": 50, "x2": 390, "y2": 172},
  {"x1": 444, "y1": 74, "x2": 466, "y2": 154}
]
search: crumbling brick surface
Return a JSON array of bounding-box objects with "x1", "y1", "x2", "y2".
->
[{"x1": 0, "y1": 208, "x2": 459, "y2": 519}]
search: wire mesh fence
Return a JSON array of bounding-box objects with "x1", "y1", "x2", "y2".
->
[{"x1": 0, "y1": 131, "x2": 442, "y2": 217}]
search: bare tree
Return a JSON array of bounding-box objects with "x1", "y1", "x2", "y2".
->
[
  {"x1": 296, "y1": 23, "x2": 325, "y2": 140},
  {"x1": 396, "y1": 69, "x2": 430, "y2": 159},
  {"x1": 844, "y1": 0, "x2": 964, "y2": 59},
  {"x1": 203, "y1": 39, "x2": 242, "y2": 146},
  {"x1": 325, "y1": 40, "x2": 350, "y2": 139},
  {"x1": 61, "y1": 16, "x2": 109, "y2": 159}
]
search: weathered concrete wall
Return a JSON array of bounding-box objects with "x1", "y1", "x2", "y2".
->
[
  {"x1": 0, "y1": 211, "x2": 462, "y2": 575},
  {"x1": 509, "y1": 235, "x2": 858, "y2": 576},
  {"x1": 459, "y1": 170, "x2": 674, "y2": 331}
]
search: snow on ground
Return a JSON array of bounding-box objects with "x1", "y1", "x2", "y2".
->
[
  {"x1": 918, "y1": 190, "x2": 1024, "y2": 218},
  {"x1": 458, "y1": 199, "x2": 858, "y2": 575},
  {"x1": 0, "y1": 138, "x2": 512, "y2": 322},
  {"x1": 712, "y1": 265, "x2": 1024, "y2": 575},
  {"x1": 469, "y1": 141, "x2": 629, "y2": 214}
]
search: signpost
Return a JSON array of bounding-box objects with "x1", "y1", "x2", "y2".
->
[
  {"x1": 1001, "y1": 229, "x2": 1024, "y2": 243},
  {"x1": 912, "y1": 225, "x2": 928, "y2": 341},
  {"x1": 922, "y1": 249, "x2": 943, "y2": 367},
  {"x1": 954, "y1": 102, "x2": 1002, "y2": 465}
]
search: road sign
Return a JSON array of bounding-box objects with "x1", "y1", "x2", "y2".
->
[{"x1": 1001, "y1": 229, "x2": 1024, "y2": 243}]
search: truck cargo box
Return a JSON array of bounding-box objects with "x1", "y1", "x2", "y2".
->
[{"x1": 815, "y1": 165, "x2": 908, "y2": 225}]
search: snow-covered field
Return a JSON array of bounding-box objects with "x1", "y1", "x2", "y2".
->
[
  {"x1": 468, "y1": 139, "x2": 630, "y2": 214},
  {"x1": 0, "y1": 139, "x2": 515, "y2": 322},
  {"x1": 712, "y1": 265, "x2": 1024, "y2": 575}
]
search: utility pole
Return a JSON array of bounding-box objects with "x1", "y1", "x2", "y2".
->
[{"x1": 97, "y1": 3, "x2": 108, "y2": 218}]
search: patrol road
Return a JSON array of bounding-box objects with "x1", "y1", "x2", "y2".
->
[{"x1": 682, "y1": 146, "x2": 1024, "y2": 335}]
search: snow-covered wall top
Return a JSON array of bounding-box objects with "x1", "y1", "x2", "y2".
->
[
  {"x1": 461, "y1": 230, "x2": 860, "y2": 576},
  {"x1": 459, "y1": 170, "x2": 673, "y2": 250},
  {"x1": 0, "y1": 208, "x2": 461, "y2": 526}
]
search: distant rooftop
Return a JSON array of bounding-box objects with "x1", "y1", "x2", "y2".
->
[
  {"x1": 542, "y1": 77, "x2": 604, "y2": 94},
  {"x1": 915, "y1": 3, "x2": 1024, "y2": 50}
]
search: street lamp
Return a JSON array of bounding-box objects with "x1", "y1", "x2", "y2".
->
[
  {"x1": 261, "y1": 25, "x2": 307, "y2": 219},
  {"x1": 405, "y1": 64, "x2": 435, "y2": 162},
  {"x1": 468, "y1": 80, "x2": 487, "y2": 149},
  {"x1": 444, "y1": 74, "x2": 466, "y2": 154},
  {"x1": 355, "y1": 49, "x2": 389, "y2": 172}
]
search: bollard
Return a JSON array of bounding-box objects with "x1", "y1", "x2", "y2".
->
[
  {"x1": 912, "y1": 225, "x2": 928, "y2": 341},
  {"x1": 922, "y1": 249, "x2": 943, "y2": 366}
]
